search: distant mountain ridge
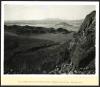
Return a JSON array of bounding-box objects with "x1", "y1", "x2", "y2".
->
[
  {"x1": 5, "y1": 19, "x2": 83, "y2": 32},
  {"x1": 55, "y1": 22, "x2": 73, "y2": 26}
]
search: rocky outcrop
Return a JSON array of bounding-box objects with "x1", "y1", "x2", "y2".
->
[
  {"x1": 49, "y1": 11, "x2": 96, "y2": 74},
  {"x1": 70, "y1": 11, "x2": 96, "y2": 70}
]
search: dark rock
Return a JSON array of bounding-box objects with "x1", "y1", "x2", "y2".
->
[{"x1": 70, "y1": 11, "x2": 96, "y2": 69}]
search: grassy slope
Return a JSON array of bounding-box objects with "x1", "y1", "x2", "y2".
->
[{"x1": 4, "y1": 29, "x2": 73, "y2": 74}]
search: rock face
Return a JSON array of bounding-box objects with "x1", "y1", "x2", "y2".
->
[
  {"x1": 49, "y1": 10, "x2": 96, "y2": 74},
  {"x1": 70, "y1": 11, "x2": 96, "y2": 69}
]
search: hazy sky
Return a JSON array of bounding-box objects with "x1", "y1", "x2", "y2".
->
[{"x1": 4, "y1": 5, "x2": 95, "y2": 21}]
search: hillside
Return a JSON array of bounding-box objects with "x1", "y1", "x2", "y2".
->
[{"x1": 4, "y1": 25, "x2": 73, "y2": 74}]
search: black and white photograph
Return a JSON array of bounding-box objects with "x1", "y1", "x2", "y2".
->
[
  {"x1": 1, "y1": 1, "x2": 99, "y2": 86},
  {"x1": 1, "y1": 1, "x2": 98, "y2": 75}
]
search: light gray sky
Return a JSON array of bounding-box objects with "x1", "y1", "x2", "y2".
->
[{"x1": 4, "y1": 5, "x2": 95, "y2": 21}]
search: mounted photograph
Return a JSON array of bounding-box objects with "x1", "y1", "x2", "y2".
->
[
  {"x1": 1, "y1": 1, "x2": 99, "y2": 86},
  {"x1": 3, "y1": 3, "x2": 97, "y2": 75}
]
